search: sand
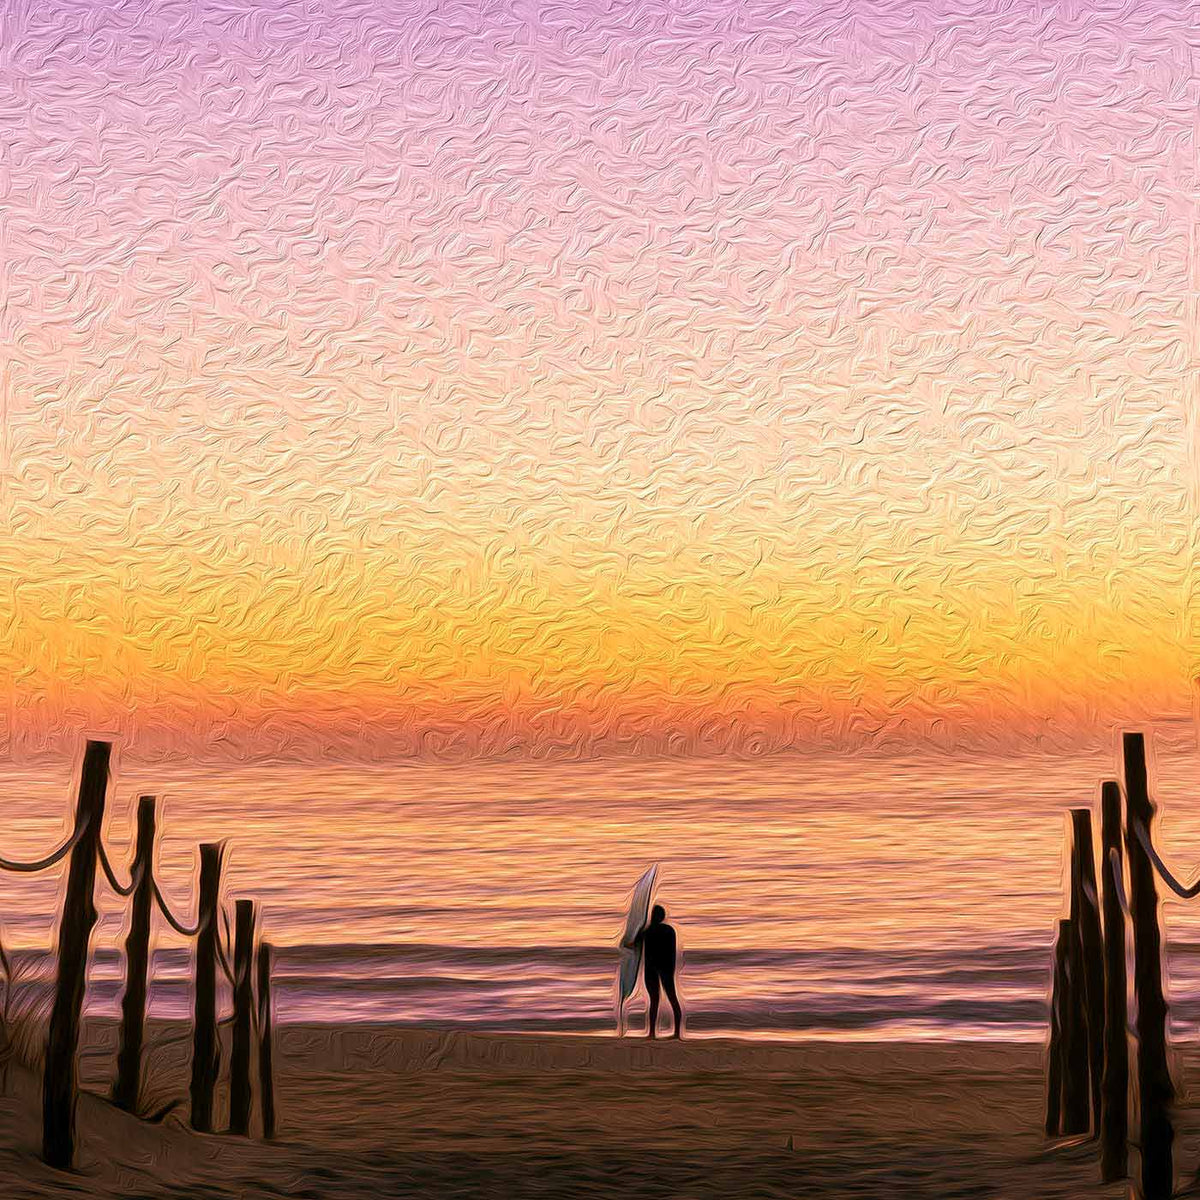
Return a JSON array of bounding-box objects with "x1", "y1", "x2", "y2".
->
[{"x1": 1, "y1": 1022, "x2": 1195, "y2": 1198}]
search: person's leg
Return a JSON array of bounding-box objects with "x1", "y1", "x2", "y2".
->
[
  {"x1": 645, "y1": 970, "x2": 661, "y2": 1038},
  {"x1": 662, "y1": 970, "x2": 683, "y2": 1038}
]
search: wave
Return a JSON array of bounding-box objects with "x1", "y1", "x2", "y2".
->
[
  {"x1": 186, "y1": 940, "x2": 1057, "y2": 972},
  {"x1": 6, "y1": 939, "x2": 1197, "y2": 1033}
]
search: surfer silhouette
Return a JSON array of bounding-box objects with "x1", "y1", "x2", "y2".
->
[{"x1": 624, "y1": 904, "x2": 683, "y2": 1038}]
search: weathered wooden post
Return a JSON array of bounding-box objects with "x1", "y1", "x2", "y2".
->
[
  {"x1": 43, "y1": 739, "x2": 110, "y2": 1169},
  {"x1": 113, "y1": 795, "x2": 156, "y2": 1113},
  {"x1": 1123, "y1": 732, "x2": 1173, "y2": 1200},
  {"x1": 1070, "y1": 808, "x2": 1105, "y2": 1136},
  {"x1": 230, "y1": 899, "x2": 256, "y2": 1135},
  {"x1": 189, "y1": 843, "x2": 223, "y2": 1133},
  {"x1": 1061, "y1": 817, "x2": 1091, "y2": 1137},
  {"x1": 1061, "y1": 915, "x2": 1090, "y2": 1133},
  {"x1": 1099, "y1": 780, "x2": 1128, "y2": 1183},
  {"x1": 1046, "y1": 917, "x2": 1070, "y2": 1136},
  {"x1": 257, "y1": 940, "x2": 276, "y2": 1140}
]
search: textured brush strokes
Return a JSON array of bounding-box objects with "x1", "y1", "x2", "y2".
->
[{"x1": 1, "y1": 0, "x2": 1197, "y2": 761}]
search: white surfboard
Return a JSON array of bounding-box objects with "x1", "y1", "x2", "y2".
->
[{"x1": 616, "y1": 864, "x2": 658, "y2": 1034}]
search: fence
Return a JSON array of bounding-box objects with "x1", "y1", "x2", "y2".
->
[
  {"x1": 1045, "y1": 730, "x2": 1183, "y2": 1199},
  {"x1": 0, "y1": 739, "x2": 277, "y2": 1170},
  {"x1": 17, "y1": 731, "x2": 1195, "y2": 1181}
]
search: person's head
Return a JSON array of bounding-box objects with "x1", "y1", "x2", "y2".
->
[{"x1": 650, "y1": 904, "x2": 666, "y2": 925}]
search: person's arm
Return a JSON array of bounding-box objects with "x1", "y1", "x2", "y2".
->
[{"x1": 621, "y1": 927, "x2": 647, "y2": 950}]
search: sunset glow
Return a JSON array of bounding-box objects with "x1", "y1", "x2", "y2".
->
[{"x1": 2, "y1": 0, "x2": 1196, "y2": 759}]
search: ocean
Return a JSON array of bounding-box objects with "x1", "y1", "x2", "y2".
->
[{"x1": 2, "y1": 746, "x2": 1199, "y2": 1041}]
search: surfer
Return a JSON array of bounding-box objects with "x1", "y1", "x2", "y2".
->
[{"x1": 623, "y1": 904, "x2": 683, "y2": 1039}]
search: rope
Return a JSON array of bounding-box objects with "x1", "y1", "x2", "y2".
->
[
  {"x1": 219, "y1": 1006, "x2": 262, "y2": 1038},
  {"x1": 217, "y1": 930, "x2": 236, "y2": 988},
  {"x1": 0, "y1": 812, "x2": 90, "y2": 874},
  {"x1": 219, "y1": 904, "x2": 261, "y2": 1037},
  {"x1": 0, "y1": 926, "x2": 10, "y2": 983},
  {"x1": 1132, "y1": 819, "x2": 1200, "y2": 900},
  {"x1": 252, "y1": 983, "x2": 262, "y2": 1038},
  {"x1": 216, "y1": 907, "x2": 255, "y2": 993},
  {"x1": 1108, "y1": 847, "x2": 1130, "y2": 913},
  {"x1": 97, "y1": 841, "x2": 144, "y2": 898},
  {"x1": 152, "y1": 878, "x2": 208, "y2": 938}
]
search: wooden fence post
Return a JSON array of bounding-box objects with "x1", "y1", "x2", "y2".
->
[
  {"x1": 113, "y1": 795, "x2": 156, "y2": 1113},
  {"x1": 1099, "y1": 780, "x2": 1128, "y2": 1183},
  {"x1": 230, "y1": 899, "x2": 256, "y2": 1135},
  {"x1": 1046, "y1": 917, "x2": 1069, "y2": 1136},
  {"x1": 1070, "y1": 808, "x2": 1105, "y2": 1136},
  {"x1": 257, "y1": 940, "x2": 276, "y2": 1140},
  {"x1": 189, "y1": 843, "x2": 223, "y2": 1133},
  {"x1": 1123, "y1": 732, "x2": 1174, "y2": 1200},
  {"x1": 42, "y1": 739, "x2": 110, "y2": 1169},
  {"x1": 1061, "y1": 818, "x2": 1091, "y2": 1137}
]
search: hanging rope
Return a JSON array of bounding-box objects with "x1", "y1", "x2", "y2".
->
[
  {"x1": 1108, "y1": 847, "x2": 1130, "y2": 913},
  {"x1": 215, "y1": 907, "x2": 255, "y2": 992},
  {"x1": 152, "y1": 878, "x2": 208, "y2": 938},
  {"x1": 216, "y1": 921, "x2": 236, "y2": 987},
  {"x1": 97, "y1": 841, "x2": 144, "y2": 898},
  {"x1": 1132, "y1": 819, "x2": 1200, "y2": 900},
  {"x1": 217, "y1": 904, "x2": 261, "y2": 1040},
  {"x1": 0, "y1": 812, "x2": 90, "y2": 874}
]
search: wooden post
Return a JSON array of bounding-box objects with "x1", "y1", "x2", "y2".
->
[
  {"x1": 1062, "y1": 825, "x2": 1091, "y2": 1136},
  {"x1": 42, "y1": 739, "x2": 110, "y2": 1169},
  {"x1": 113, "y1": 795, "x2": 156, "y2": 1113},
  {"x1": 1070, "y1": 808, "x2": 1105, "y2": 1136},
  {"x1": 189, "y1": 843, "x2": 223, "y2": 1133},
  {"x1": 229, "y1": 899, "x2": 256, "y2": 1135},
  {"x1": 1046, "y1": 917, "x2": 1069, "y2": 1136},
  {"x1": 1123, "y1": 732, "x2": 1174, "y2": 1200},
  {"x1": 257, "y1": 940, "x2": 276, "y2": 1140},
  {"x1": 1099, "y1": 780, "x2": 1128, "y2": 1183}
]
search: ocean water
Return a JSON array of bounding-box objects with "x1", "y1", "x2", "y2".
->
[{"x1": 2, "y1": 746, "x2": 1199, "y2": 1041}]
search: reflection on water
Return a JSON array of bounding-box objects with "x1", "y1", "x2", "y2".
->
[{"x1": 1, "y1": 747, "x2": 1198, "y2": 1039}]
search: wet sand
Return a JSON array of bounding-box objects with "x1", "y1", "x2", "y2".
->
[{"x1": 1, "y1": 1022, "x2": 1194, "y2": 1198}]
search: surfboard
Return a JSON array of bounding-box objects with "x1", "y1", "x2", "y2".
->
[{"x1": 616, "y1": 864, "x2": 658, "y2": 1035}]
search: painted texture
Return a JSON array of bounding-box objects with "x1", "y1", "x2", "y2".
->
[
  {"x1": 2, "y1": 6, "x2": 1200, "y2": 1197},
  {"x1": 1, "y1": 0, "x2": 1197, "y2": 760}
]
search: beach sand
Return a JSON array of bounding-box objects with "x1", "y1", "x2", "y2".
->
[{"x1": 1, "y1": 1022, "x2": 1195, "y2": 1198}]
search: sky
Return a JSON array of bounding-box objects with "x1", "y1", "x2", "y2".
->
[{"x1": 1, "y1": 0, "x2": 1197, "y2": 760}]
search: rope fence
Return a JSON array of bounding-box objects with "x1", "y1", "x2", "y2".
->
[
  {"x1": 217, "y1": 913, "x2": 237, "y2": 987},
  {"x1": 1131, "y1": 820, "x2": 1200, "y2": 901},
  {"x1": 14, "y1": 729, "x2": 1196, "y2": 1187},
  {"x1": 1045, "y1": 731, "x2": 1176, "y2": 1200},
  {"x1": 0, "y1": 813, "x2": 91, "y2": 875},
  {"x1": 97, "y1": 840, "x2": 143, "y2": 899},
  {"x1": 1107, "y1": 847, "x2": 1129, "y2": 914},
  {"x1": 0, "y1": 740, "x2": 277, "y2": 1169},
  {"x1": 152, "y1": 877, "x2": 208, "y2": 938}
]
